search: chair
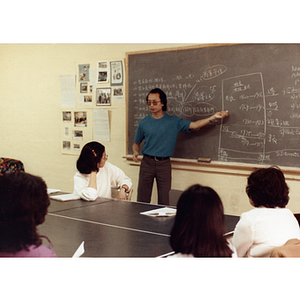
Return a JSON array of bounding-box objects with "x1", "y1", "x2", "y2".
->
[
  {"x1": 0, "y1": 157, "x2": 25, "y2": 176},
  {"x1": 111, "y1": 187, "x2": 133, "y2": 201}
]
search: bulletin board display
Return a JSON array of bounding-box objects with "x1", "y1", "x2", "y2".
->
[{"x1": 60, "y1": 60, "x2": 125, "y2": 155}]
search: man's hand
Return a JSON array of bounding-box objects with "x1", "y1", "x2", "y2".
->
[{"x1": 212, "y1": 110, "x2": 228, "y2": 120}]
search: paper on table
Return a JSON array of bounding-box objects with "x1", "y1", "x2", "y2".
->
[
  {"x1": 50, "y1": 193, "x2": 81, "y2": 201},
  {"x1": 140, "y1": 207, "x2": 177, "y2": 217},
  {"x1": 47, "y1": 188, "x2": 61, "y2": 194},
  {"x1": 72, "y1": 241, "x2": 85, "y2": 258}
]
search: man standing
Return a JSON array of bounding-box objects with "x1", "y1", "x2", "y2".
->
[{"x1": 132, "y1": 88, "x2": 228, "y2": 205}]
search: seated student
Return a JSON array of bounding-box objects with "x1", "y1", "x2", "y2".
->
[
  {"x1": 0, "y1": 172, "x2": 56, "y2": 257},
  {"x1": 232, "y1": 166, "x2": 300, "y2": 257},
  {"x1": 73, "y1": 141, "x2": 132, "y2": 201},
  {"x1": 169, "y1": 184, "x2": 236, "y2": 257}
]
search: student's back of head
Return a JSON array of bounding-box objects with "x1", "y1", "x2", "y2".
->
[
  {"x1": 0, "y1": 172, "x2": 50, "y2": 253},
  {"x1": 170, "y1": 184, "x2": 233, "y2": 257},
  {"x1": 246, "y1": 166, "x2": 289, "y2": 208}
]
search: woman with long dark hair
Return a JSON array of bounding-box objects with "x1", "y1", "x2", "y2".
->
[{"x1": 169, "y1": 184, "x2": 235, "y2": 257}]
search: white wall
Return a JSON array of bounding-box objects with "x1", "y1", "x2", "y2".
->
[{"x1": 1, "y1": 43, "x2": 300, "y2": 216}]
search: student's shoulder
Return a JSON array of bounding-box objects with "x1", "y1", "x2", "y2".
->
[
  {"x1": 104, "y1": 161, "x2": 120, "y2": 171},
  {"x1": 239, "y1": 208, "x2": 259, "y2": 221}
]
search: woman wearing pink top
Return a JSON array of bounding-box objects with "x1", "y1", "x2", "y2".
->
[{"x1": 0, "y1": 172, "x2": 56, "y2": 257}]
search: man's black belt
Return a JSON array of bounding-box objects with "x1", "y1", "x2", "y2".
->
[{"x1": 144, "y1": 154, "x2": 170, "y2": 161}]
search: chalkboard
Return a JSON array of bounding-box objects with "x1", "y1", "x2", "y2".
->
[{"x1": 127, "y1": 44, "x2": 300, "y2": 168}]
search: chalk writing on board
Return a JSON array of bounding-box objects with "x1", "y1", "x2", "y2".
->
[
  {"x1": 201, "y1": 65, "x2": 227, "y2": 81},
  {"x1": 132, "y1": 65, "x2": 227, "y2": 124},
  {"x1": 219, "y1": 70, "x2": 300, "y2": 164}
]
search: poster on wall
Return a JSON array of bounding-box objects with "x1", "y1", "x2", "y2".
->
[
  {"x1": 74, "y1": 111, "x2": 87, "y2": 127},
  {"x1": 62, "y1": 111, "x2": 72, "y2": 122},
  {"x1": 110, "y1": 61, "x2": 123, "y2": 86},
  {"x1": 97, "y1": 61, "x2": 109, "y2": 83},
  {"x1": 79, "y1": 95, "x2": 92, "y2": 106},
  {"x1": 113, "y1": 87, "x2": 124, "y2": 102},
  {"x1": 60, "y1": 75, "x2": 76, "y2": 108},
  {"x1": 80, "y1": 82, "x2": 88, "y2": 93},
  {"x1": 96, "y1": 88, "x2": 111, "y2": 106},
  {"x1": 73, "y1": 130, "x2": 83, "y2": 140},
  {"x1": 63, "y1": 125, "x2": 71, "y2": 138},
  {"x1": 78, "y1": 64, "x2": 90, "y2": 82},
  {"x1": 74, "y1": 144, "x2": 81, "y2": 151},
  {"x1": 94, "y1": 109, "x2": 110, "y2": 142},
  {"x1": 63, "y1": 141, "x2": 71, "y2": 151}
]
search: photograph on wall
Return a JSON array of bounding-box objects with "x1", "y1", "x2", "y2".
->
[
  {"x1": 80, "y1": 82, "x2": 88, "y2": 93},
  {"x1": 62, "y1": 111, "x2": 72, "y2": 122},
  {"x1": 96, "y1": 88, "x2": 111, "y2": 106},
  {"x1": 73, "y1": 130, "x2": 83, "y2": 140},
  {"x1": 113, "y1": 87, "x2": 124, "y2": 102},
  {"x1": 74, "y1": 144, "x2": 81, "y2": 151},
  {"x1": 110, "y1": 61, "x2": 123, "y2": 86},
  {"x1": 74, "y1": 111, "x2": 87, "y2": 127},
  {"x1": 63, "y1": 141, "x2": 71, "y2": 151},
  {"x1": 79, "y1": 64, "x2": 90, "y2": 82},
  {"x1": 79, "y1": 95, "x2": 92, "y2": 105},
  {"x1": 97, "y1": 61, "x2": 108, "y2": 83},
  {"x1": 64, "y1": 125, "x2": 71, "y2": 138}
]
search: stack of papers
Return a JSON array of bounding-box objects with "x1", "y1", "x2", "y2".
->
[
  {"x1": 140, "y1": 207, "x2": 176, "y2": 217},
  {"x1": 50, "y1": 193, "x2": 81, "y2": 202}
]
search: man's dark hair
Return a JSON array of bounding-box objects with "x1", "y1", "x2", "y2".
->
[{"x1": 146, "y1": 88, "x2": 167, "y2": 111}]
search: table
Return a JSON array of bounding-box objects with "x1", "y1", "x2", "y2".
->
[{"x1": 38, "y1": 196, "x2": 240, "y2": 257}]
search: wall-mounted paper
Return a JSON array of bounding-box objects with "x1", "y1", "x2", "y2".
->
[
  {"x1": 94, "y1": 109, "x2": 110, "y2": 142},
  {"x1": 60, "y1": 75, "x2": 76, "y2": 108}
]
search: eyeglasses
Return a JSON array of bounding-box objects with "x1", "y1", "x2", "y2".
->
[
  {"x1": 102, "y1": 154, "x2": 108, "y2": 161},
  {"x1": 147, "y1": 100, "x2": 161, "y2": 106}
]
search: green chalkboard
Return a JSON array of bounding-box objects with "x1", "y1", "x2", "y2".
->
[{"x1": 127, "y1": 44, "x2": 300, "y2": 168}]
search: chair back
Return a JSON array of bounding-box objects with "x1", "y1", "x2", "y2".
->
[
  {"x1": 169, "y1": 189, "x2": 183, "y2": 207},
  {"x1": 111, "y1": 187, "x2": 133, "y2": 201},
  {"x1": 0, "y1": 158, "x2": 25, "y2": 176}
]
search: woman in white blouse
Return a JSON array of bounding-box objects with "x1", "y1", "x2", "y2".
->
[
  {"x1": 232, "y1": 166, "x2": 300, "y2": 257},
  {"x1": 73, "y1": 141, "x2": 132, "y2": 201}
]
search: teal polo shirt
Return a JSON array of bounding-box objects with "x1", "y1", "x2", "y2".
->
[{"x1": 134, "y1": 113, "x2": 191, "y2": 157}]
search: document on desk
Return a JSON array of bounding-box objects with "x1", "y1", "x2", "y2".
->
[
  {"x1": 47, "y1": 188, "x2": 61, "y2": 194},
  {"x1": 72, "y1": 241, "x2": 85, "y2": 258},
  {"x1": 50, "y1": 193, "x2": 81, "y2": 201},
  {"x1": 140, "y1": 207, "x2": 177, "y2": 217}
]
